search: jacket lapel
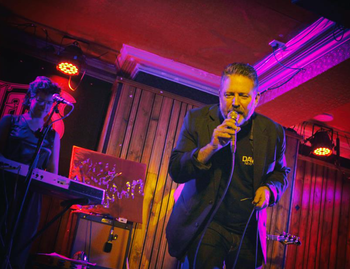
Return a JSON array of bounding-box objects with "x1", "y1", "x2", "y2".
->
[
  {"x1": 207, "y1": 105, "x2": 221, "y2": 141},
  {"x1": 253, "y1": 114, "x2": 268, "y2": 191},
  {"x1": 207, "y1": 105, "x2": 224, "y2": 192}
]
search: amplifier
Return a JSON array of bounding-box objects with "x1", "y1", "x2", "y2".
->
[{"x1": 70, "y1": 213, "x2": 132, "y2": 269}]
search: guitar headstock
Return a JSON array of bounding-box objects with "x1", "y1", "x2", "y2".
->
[
  {"x1": 278, "y1": 232, "x2": 301, "y2": 246},
  {"x1": 266, "y1": 231, "x2": 301, "y2": 246}
]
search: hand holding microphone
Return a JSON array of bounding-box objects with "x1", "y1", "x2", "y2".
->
[
  {"x1": 197, "y1": 110, "x2": 240, "y2": 163},
  {"x1": 227, "y1": 111, "x2": 240, "y2": 153}
]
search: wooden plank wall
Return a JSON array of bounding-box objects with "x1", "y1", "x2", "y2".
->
[
  {"x1": 98, "y1": 78, "x2": 203, "y2": 269},
  {"x1": 31, "y1": 78, "x2": 304, "y2": 269},
  {"x1": 98, "y1": 78, "x2": 301, "y2": 269},
  {"x1": 285, "y1": 155, "x2": 350, "y2": 269},
  {"x1": 28, "y1": 76, "x2": 350, "y2": 269},
  {"x1": 264, "y1": 133, "x2": 300, "y2": 269}
]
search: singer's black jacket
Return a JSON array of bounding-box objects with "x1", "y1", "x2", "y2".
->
[{"x1": 165, "y1": 104, "x2": 289, "y2": 261}]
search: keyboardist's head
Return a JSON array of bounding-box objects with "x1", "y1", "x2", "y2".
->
[{"x1": 24, "y1": 76, "x2": 61, "y2": 118}]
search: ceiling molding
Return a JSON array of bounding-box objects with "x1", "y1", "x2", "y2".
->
[
  {"x1": 116, "y1": 44, "x2": 220, "y2": 95},
  {"x1": 117, "y1": 18, "x2": 350, "y2": 101},
  {"x1": 257, "y1": 18, "x2": 350, "y2": 105},
  {"x1": 258, "y1": 39, "x2": 350, "y2": 106}
]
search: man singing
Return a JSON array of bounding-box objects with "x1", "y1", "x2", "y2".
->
[{"x1": 166, "y1": 63, "x2": 289, "y2": 269}]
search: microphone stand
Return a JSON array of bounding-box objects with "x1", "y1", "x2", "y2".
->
[
  {"x1": 19, "y1": 198, "x2": 90, "y2": 254},
  {"x1": 3, "y1": 103, "x2": 59, "y2": 269}
]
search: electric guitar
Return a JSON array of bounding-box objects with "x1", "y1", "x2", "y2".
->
[{"x1": 266, "y1": 232, "x2": 301, "y2": 246}]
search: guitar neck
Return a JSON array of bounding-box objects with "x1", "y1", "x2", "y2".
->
[{"x1": 266, "y1": 234, "x2": 281, "y2": 241}]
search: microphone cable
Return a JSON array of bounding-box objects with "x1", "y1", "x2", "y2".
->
[
  {"x1": 255, "y1": 213, "x2": 259, "y2": 269},
  {"x1": 230, "y1": 207, "x2": 257, "y2": 269},
  {"x1": 193, "y1": 112, "x2": 239, "y2": 269},
  {"x1": 193, "y1": 151, "x2": 236, "y2": 269},
  {"x1": 193, "y1": 113, "x2": 260, "y2": 269},
  {"x1": 193, "y1": 162, "x2": 261, "y2": 269}
]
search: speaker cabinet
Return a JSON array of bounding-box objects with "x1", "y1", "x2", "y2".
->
[{"x1": 70, "y1": 213, "x2": 132, "y2": 269}]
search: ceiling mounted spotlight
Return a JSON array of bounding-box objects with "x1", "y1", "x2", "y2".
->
[
  {"x1": 307, "y1": 125, "x2": 334, "y2": 157},
  {"x1": 310, "y1": 130, "x2": 333, "y2": 156},
  {"x1": 56, "y1": 41, "x2": 84, "y2": 76}
]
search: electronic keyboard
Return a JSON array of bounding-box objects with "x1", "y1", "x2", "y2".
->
[{"x1": 0, "y1": 156, "x2": 105, "y2": 205}]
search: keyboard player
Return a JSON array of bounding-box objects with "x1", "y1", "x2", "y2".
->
[{"x1": 0, "y1": 76, "x2": 61, "y2": 269}]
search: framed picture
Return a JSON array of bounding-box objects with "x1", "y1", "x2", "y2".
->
[{"x1": 69, "y1": 146, "x2": 147, "y2": 223}]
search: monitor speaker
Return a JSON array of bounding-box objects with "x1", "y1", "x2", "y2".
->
[{"x1": 70, "y1": 214, "x2": 132, "y2": 269}]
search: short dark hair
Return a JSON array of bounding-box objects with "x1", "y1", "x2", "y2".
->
[
  {"x1": 220, "y1": 63, "x2": 259, "y2": 91},
  {"x1": 23, "y1": 76, "x2": 61, "y2": 108}
]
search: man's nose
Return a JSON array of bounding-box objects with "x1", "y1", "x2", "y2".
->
[{"x1": 232, "y1": 96, "x2": 240, "y2": 108}]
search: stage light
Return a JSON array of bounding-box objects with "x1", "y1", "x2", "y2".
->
[
  {"x1": 56, "y1": 42, "x2": 84, "y2": 76},
  {"x1": 310, "y1": 130, "x2": 333, "y2": 157}
]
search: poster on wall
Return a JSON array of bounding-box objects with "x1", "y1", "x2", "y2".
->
[{"x1": 69, "y1": 146, "x2": 147, "y2": 223}]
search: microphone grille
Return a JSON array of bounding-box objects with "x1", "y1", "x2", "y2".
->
[{"x1": 228, "y1": 111, "x2": 239, "y2": 122}]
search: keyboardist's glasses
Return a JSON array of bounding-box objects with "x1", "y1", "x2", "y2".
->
[{"x1": 34, "y1": 96, "x2": 54, "y2": 106}]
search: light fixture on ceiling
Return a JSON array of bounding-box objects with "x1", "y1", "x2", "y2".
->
[
  {"x1": 307, "y1": 125, "x2": 334, "y2": 157},
  {"x1": 313, "y1": 113, "x2": 334, "y2": 122},
  {"x1": 56, "y1": 41, "x2": 84, "y2": 76}
]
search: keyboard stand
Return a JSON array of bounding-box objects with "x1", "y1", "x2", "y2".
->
[{"x1": 18, "y1": 198, "x2": 90, "y2": 254}]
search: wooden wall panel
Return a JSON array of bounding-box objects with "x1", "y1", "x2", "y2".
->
[
  {"x1": 336, "y1": 172, "x2": 350, "y2": 269},
  {"x1": 264, "y1": 133, "x2": 301, "y2": 269},
  {"x1": 328, "y1": 170, "x2": 342, "y2": 269},
  {"x1": 138, "y1": 97, "x2": 176, "y2": 268},
  {"x1": 306, "y1": 163, "x2": 322, "y2": 269},
  {"x1": 285, "y1": 156, "x2": 350, "y2": 269},
  {"x1": 97, "y1": 78, "x2": 305, "y2": 269},
  {"x1": 31, "y1": 75, "x2": 350, "y2": 269},
  {"x1": 30, "y1": 75, "x2": 336, "y2": 269},
  {"x1": 160, "y1": 103, "x2": 193, "y2": 269},
  {"x1": 98, "y1": 79, "x2": 202, "y2": 269},
  {"x1": 35, "y1": 75, "x2": 350, "y2": 269},
  {"x1": 32, "y1": 76, "x2": 307, "y2": 269},
  {"x1": 105, "y1": 83, "x2": 136, "y2": 157},
  {"x1": 146, "y1": 100, "x2": 181, "y2": 269}
]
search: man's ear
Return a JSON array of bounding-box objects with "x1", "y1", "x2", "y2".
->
[{"x1": 254, "y1": 92, "x2": 260, "y2": 107}]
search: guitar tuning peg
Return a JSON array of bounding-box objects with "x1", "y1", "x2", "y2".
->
[{"x1": 296, "y1": 237, "x2": 302, "y2": 245}]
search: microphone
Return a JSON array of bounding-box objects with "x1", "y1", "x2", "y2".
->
[
  {"x1": 103, "y1": 225, "x2": 118, "y2": 253},
  {"x1": 53, "y1": 94, "x2": 73, "y2": 106},
  {"x1": 228, "y1": 111, "x2": 239, "y2": 153}
]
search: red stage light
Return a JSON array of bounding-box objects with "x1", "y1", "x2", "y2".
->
[
  {"x1": 57, "y1": 62, "x2": 79, "y2": 75},
  {"x1": 313, "y1": 147, "x2": 332, "y2": 156},
  {"x1": 310, "y1": 130, "x2": 333, "y2": 157},
  {"x1": 56, "y1": 42, "x2": 84, "y2": 76}
]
